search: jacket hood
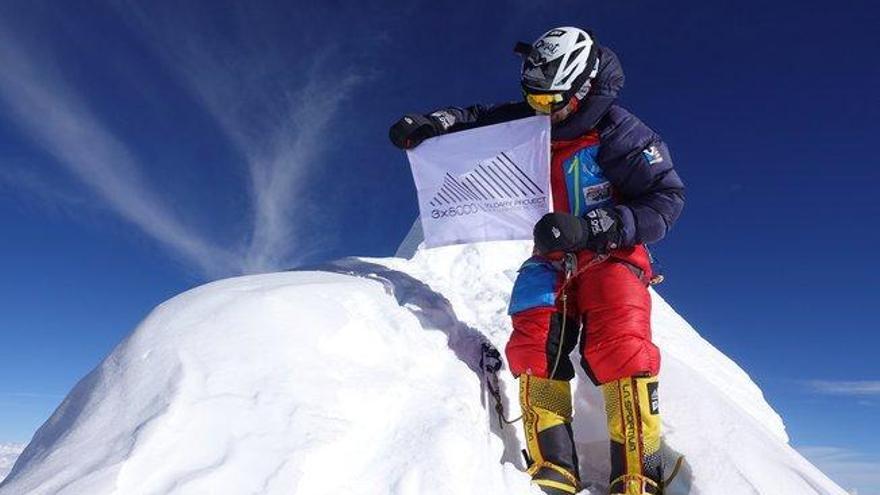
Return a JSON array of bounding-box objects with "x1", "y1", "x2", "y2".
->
[{"x1": 553, "y1": 45, "x2": 625, "y2": 140}]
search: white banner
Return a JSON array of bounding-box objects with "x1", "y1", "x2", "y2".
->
[{"x1": 407, "y1": 116, "x2": 551, "y2": 248}]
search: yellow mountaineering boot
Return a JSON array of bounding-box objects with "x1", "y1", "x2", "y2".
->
[
  {"x1": 519, "y1": 374, "x2": 580, "y2": 495},
  {"x1": 603, "y1": 375, "x2": 663, "y2": 495}
]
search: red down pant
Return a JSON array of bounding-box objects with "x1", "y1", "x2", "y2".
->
[{"x1": 505, "y1": 246, "x2": 659, "y2": 384}]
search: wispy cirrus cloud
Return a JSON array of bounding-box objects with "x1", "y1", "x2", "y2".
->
[
  {"x1": 0, "y1": 392, "x2": 65, "y2": 410},
  {"x1": 0, "y1": 32, "x2": 239, "y2": 278},
  {"x1": 117, "y1": 3, "x2": 367, "y2": 273},
  {"x1": 806, "y1": 380, "x2": 880, "y2": 397},
  {"x1": 798, "y1": 446, "x2": 880, "y2": 495},
  {"x1": 0, "y1": 165, "x2": 88, "y2": 214},
  {"x1": 0, "y1": 4, "x2": 366, "y2": 277},
  {"x1": 0, "y1": 393, "x2": 63, "y2": 400}
]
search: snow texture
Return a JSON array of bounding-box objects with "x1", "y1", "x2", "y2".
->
[
  {"x1": 0, "y1": 444, "x2": 24, "y2": 484},
  {"x1": 0, "y1": 241, "x2": 848, "y2": 494}
]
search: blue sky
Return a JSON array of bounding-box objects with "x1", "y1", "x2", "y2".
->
[{"x1": 0, "y1": 0, "x2": 878, "y2": 491}]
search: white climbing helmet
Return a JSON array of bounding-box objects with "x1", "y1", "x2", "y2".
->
[{"x1": 519, "y1": 27, "x2": 600, "y2": 108}]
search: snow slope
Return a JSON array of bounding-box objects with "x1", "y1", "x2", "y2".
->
[
  {"x1": 0, "y1": 241, "x2": 847, "y2": 494},
  {"x1": 0, "y1": 444, "x2": 24, "y2": 484}
]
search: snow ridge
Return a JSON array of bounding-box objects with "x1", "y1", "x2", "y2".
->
[
  {"x1": 0, "y1": 241, "x2": 847, "y2": 494},
  {"x1": 0, "y1": 444, "x2": 24, "y2": 484}
]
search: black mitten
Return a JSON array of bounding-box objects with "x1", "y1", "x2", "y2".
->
[
  {"x1": 533, "y1": 208, "x2": 623, "y2": 255},
  {"x1": 389, "y1": 114, "x2": 442, "y2": 149},
  {"x1": 533, "y1": 212, "x2": 590, "y2": 254}
]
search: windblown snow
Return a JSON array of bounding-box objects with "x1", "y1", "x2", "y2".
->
[
  {"x1": 0, "y1": 241, "x2": 847, "y2": 494},
  {"x1": 0, "y1": 444, "x2": 24, "y2": 485}
]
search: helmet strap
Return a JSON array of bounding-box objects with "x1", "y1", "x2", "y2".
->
[{"x1": 574, "y1": 78, "x2": 593, "y2": 102}]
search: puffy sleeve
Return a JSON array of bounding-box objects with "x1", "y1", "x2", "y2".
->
[
  {"x1": 426, "y1": 101, "x2": 534, "y2": 132},
  {"x1": 597, "y1": 107, "x2": 685, "y2": 246}
]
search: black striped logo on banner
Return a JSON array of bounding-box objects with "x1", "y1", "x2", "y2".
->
[{"x1": 428, "y1": 152, "x2": 545, "y2": 207}]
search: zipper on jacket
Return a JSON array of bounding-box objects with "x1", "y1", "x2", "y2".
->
[{"x1": 568, "y1": 154, "x2": 581, "y2": 216}]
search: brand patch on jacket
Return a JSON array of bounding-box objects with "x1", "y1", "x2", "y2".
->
[
  {"x1": 559, "y1": 144, "x2": 607, "y2": 216},
  {"x1": 642, "y1": 145, "x2": 664, "y2": 165},
  {"x1": 583, "y1": 182, "x2": 611, "y2": 206}
]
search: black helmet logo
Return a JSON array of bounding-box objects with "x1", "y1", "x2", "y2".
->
[{"x1": 530, "y1": 39, "x2": 559, "y2": 66}]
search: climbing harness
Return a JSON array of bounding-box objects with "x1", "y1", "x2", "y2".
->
[
  {"x1": 550, "y1": 252, "x2": 609, "y2": 379},
  {"x1": 483, "y1": 252, "x2": 612, "y2": 425}
]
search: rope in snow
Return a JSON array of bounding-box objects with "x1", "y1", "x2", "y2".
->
[
  {"x1": 663, "y1": 454, "x2": 686, "y2": 489},
  {"x1": 480, "y1": 343, "x2": 522, "y2": 426}
]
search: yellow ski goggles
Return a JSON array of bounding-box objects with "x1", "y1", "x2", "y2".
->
[{"x1": 525, "y1": 92, "x2": 565, "y2": 114}]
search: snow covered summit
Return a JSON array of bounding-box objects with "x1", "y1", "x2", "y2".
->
[{"x1": 0, "y1": 241, "x2": 847, "y2": 494}]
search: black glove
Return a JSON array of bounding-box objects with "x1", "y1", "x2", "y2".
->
[
  {"x1": 582, "y1": 207, "x2": 624, "y2": 253},
  {"x1": 389, "y1": 113, "x2": 442, "y2": 149},
  {"x1": 533, "y1": 208, "x2": 624, "y2": 255}
]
